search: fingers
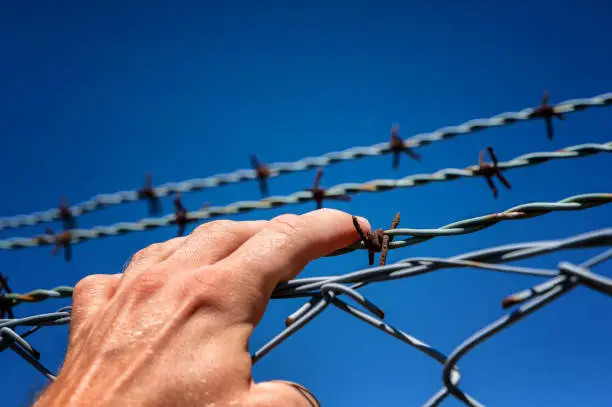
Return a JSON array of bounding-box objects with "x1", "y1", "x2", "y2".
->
[
  {"x1": 215, "y1": 208, "x2": 370, "y2": 324},
  {"x1": 248, "y1": 381, "x2": 320, "y2": 407},
  {"x1": 120, "y1": 220, "x2": 266, "y2": 281},
  {"x1": 123, "y1": 237, "x2": 186, "y2": 275},
  {"x1": 167, "y1": 220, "x2": 268, "y2": 267},
  {"x1": 113, "y1": 221, "x2": 269, "y2": 304}
]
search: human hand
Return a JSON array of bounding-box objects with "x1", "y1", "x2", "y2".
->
[{"x1": 34, "y1": 209, "x2": 370, "y2": 407}]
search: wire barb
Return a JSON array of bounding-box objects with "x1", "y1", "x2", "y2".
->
[
  {"x1": 528, "y1": 91, "x2": 565, "y2": 140},
  {"x1": 173, "y1": 193, "x2": 189, "y2": 237},
  {"x1": 473, "y1": 146, "x2": 512, "y2": 199},
  {"x1": 58, "y1": 197, "x2": 76, "y2": 230},
  {"x1": 137, "y1": 174, "x2": 162, "y2": 216},
  {"x1": 171, "y1": 193, "x2": 209, "y2": 237},
  {"x1": 40, "y1": 229, "x2": 72, "y2": 262},
  {"x1": 250, "y1": 154, "x2": 270, "y2": 197},
  {"x1": 353, "y1": 212, "x2": 401, "y2": 266},
  {"x1": 389, "y1": 124, "x2": 421, "y2": 169},
  {"x1": 305, "y1": 168, "x2": 352, "y2": 209}
]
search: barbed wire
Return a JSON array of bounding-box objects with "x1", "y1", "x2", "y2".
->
[
  {"x1": 2, "y1": 225, "x2": 609, "y2": 312},
  {"x1": 0, "y1": 192, "x2": 609, "y2": 257},
  {"x1": 1, "y1": 229, "x2": 610, "y2": 405},
  {"x1": 1, "y1": 141, "x2": 610, "y2": 252},
  {"x1": 1, "y1": 92, "x2": 610, "y2": 232}
]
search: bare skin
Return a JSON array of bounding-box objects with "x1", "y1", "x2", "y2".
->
[{"x1": 34, "y1": 209, "x2": 371, "y2": 407}]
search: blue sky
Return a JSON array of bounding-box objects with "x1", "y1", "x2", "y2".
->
[{"x1": 1, "y1": 1, "x2": 611, "y2": 406}]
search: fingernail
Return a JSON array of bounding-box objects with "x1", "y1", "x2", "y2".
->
[
  {"x1": 355, "y1": 216, "x2": 371, "y2": 230},
  {"x1": 272, "y1": 380, "x2": 321, "y2": 407}
]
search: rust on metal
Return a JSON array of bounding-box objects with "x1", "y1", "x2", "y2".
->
[
  {"x1": 137, "y1": 174, "x2": 162, "y2": 216},
  {"x1": 528, "y1": 91, "x2": 565, "y2": 140},
  {"x1": 473, "y1": 147, "x2": 512, "y2": 199},
  {"x1": 352, "y1": 212, "x2": 401, "y2": 266},
  {"x1": 250, "y1": 154, "x2": 271, "y2": 197},
  {"x1": 306, "y1": 168, "x2": 351, "y2": 209},
  {"x1": 389, "y1": 124, "x2": 421, "y2": 169}
]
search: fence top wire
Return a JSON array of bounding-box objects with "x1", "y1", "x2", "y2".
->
[
  {"x1": 1, "y1": 192, "x2": 610, "y2": 255},
  {"x1": 273, "y1": 227, "x2": 612, "y2": 297},
  {"x1": 1, "y1": 92, "x2": 610, "y2": 231},
  {"x1": 1, "y1": 141, "x2": 610, "y2": 251},
  {"x1": 2, "y1": 227, "x2": 608, "y2": 309},
  {"x1": 2, "y1": 229, "x2": 610, "y2": 406}
]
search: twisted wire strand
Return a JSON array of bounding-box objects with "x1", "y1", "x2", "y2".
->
[
  {"x1": 273, "y1": 227, "x2": 612, "y2": 298},
  {"x1": 0, "y1": 192, "x2": 609, "y2": 254},
  {"x1": 1, "y1": 287, "x2": 74, "y2": 307},
  {"x1": 1, "y1": 93, "x2": 610, "y2": 231},
  {"x1": 2, "y1": 228, "x2": 609, "y2": 312},
  {"x1": 2, "y1": 230, "x2": 610, "y2": 406},
  {"x1": 1, "y1": 141, "x2": 610, "y2": 251}
]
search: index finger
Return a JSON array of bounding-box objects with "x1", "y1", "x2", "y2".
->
[{"x1": 215, "y1": 208, "x2": 371, "y2": 324}]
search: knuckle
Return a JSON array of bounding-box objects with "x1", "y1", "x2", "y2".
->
[
  {"x1": 192, "y1": 220, "x2": 236, "y2": 236},
  {"x1": 177, "y1": 268, "x2": 230, "y2": 310},
  {"x1": 267, "y1": 214, "x2": 305, "y2": 239},
  {"x1": 131, "y1": 242, "x2": 163, "y2": 262},
  {"x1": 73, "y1": 274, "x2": 106, "y2": 298},
  {"x1": 128, "y1": 270, "x2": 169, "y2": 295}
]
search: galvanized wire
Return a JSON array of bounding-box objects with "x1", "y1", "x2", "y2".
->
[
  {"x1": 1, "y1": 229, "x2": 610, "y2": 406},
  {"x1": 1, "y1": 92, "x2": 610, "y2": 231},
  {"x1": 438, "y1": 250, "x2": 612, "y2": 407},
  {"x1": 3, "y1": 226, "x2": 609, "y2": 311},
  {"x1": 1, "y1": 141, "x2": 610, "y2": 251}
]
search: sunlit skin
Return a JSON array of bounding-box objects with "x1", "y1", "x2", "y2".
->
[
  {"x1": 473, "y1": 146, "x2": 512, "y2": 199},
  {"x1": 529, "y1": 91, "x2": 565, "y2": 140},
  {"x1": 250, "y1": 154, "x2": 270, "y2": 197},
  {"x1": 389, "y1": 124, "x2": 421, "y2": 169},
  {"x1": 137, "y1": 174, "x2": 162, "y2": 216},
  {"x1": 32, "y1": 209, "x2": 371, "y2": 407},
  {"x1": 352, "y1": 212, "x2": 400, "y2": 266},
  {"x1": 305, "y1": 168, "x2": 351, "y2": 210}
]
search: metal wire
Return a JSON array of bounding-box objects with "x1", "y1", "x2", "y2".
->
[
  {"x1": 3, "y1": 226, "x2": 608, "y2": 311},
  {"x1": 1, "y1": 93, "x2": 610, "y2": 231},
  {"x1": 1, "y1": 229, "x2": 610, "y2": 406},
  {"x1": 1, "y1": 141, "x2": 610, "y2": 251}
]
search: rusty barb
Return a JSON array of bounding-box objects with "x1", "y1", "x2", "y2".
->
[
  {"x1": 306, "y1": 168, "x2": 352, "y2": 210},
  {"x1": 389, "y1": 124, "x2": 421, "y2": 169},
  {"x1": 137, "y1": 174, "x2": 162, "y2": 216},
  {"x1": 528, "y1": 91, "x2": 565, "y2": 140},
  {"x1": 473, "y1": 146, "x2": 512, "y2": 199},
  {"x1": 250, "y1": 154, "x2": 271, "y2": 197},
  {"x1": 172, "y1": 193, "x2": 209, "y2": 237},
  {"x1": 57, "y1": 197, "x2": 75, "y2": 230},
  {"x1": 39, "y1": 228, "x2": 72, "y2": 262},
  {"x1": 352, "y1": 212, "x2": 401, "y2": 266},
  {"x1": 0, "y1": 273, "x2": 15, "y2": 319}
]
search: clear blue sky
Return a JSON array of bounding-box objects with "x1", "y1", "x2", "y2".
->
[{"x1": 1, "y1": 2, "x2": 611, "y2": 406}]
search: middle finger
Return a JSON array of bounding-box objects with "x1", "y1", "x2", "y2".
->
[{"x1": 164, "y1": 220, "x2": 269, "y2": 267}]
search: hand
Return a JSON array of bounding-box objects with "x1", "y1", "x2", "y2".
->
[{"x1": 35, "y1": 209, "x2": 370, "y2": 407}]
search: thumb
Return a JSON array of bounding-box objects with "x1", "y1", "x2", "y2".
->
[{"x1": 248, "y1": 381, "x2": 320, "y2": 407}]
